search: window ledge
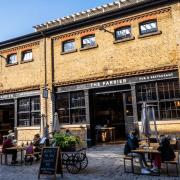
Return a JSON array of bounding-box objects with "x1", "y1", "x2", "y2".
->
[
  {"x1": 20, "y1": 59, "x2": 33, "y2": 64},
  {"x1": 60, "y1": 124, "x2": 90, "y2": 128},
  {"x1": 138, "y1": 31, "x2": 162, "y2": 39},
  {"x1": 60, "y1": 49, "x2": 77, "y2": 55},
  {"x1": 5, "y1": 62, "x2": 18, "y2": 67},
  {"x1": 80, "y1": 44, "x2": 98, "y2": 51},
  {"x1": 113, "y1": 36, "x2": 135, "y2": 44},
  {"x1": 15, "y1": 126, "x2": 40, "y2": 130}
]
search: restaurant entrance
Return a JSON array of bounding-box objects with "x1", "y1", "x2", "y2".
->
[
  {"x1": 0, "y1": 104, "x2": 14, "y2": 143},
  {"x1": 89, "y1": 86, "x2": 133, "y2": 145}
]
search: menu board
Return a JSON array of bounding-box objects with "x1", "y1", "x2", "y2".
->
[{"x1": 38, "y1": 147, "x2": 62, "y2": 179}]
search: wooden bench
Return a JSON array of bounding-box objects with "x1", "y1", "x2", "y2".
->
[
  {"x1": 123, "y1": 155, "x2": 134, "y2": 173},
  {"x1": 164, "y1": 151, "x2": 179, "y2": 177},
  {"x1": 0, "y1": 152, "x2": 8, "y2": 165}
]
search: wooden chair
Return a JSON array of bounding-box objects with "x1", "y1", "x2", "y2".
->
[
  {"x1": 24, "y1": 152, "x2": 41, "y2": 165},
  {"x1": 123, "y1": 155, "x2": 134, "y2": 173},
  {"x1": 164, "y1": 151, "x2": 179, "y2": 177}
]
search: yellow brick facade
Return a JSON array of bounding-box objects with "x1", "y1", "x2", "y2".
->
[{"x1": 0, "y1": 1, "x2": 179, "y2": 143}]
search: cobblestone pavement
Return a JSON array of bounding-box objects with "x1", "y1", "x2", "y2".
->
[{"x1": 0, "y1": 144, "x2": 179, "y2": 180}]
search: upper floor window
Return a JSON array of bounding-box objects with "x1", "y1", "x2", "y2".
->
[
  {"x1": 62, "y1": 40, "x2": 75, "y2": 52},
  {"x1": 139, "y1": 20, "x2": 158, "y2": 35},
  {"x1": 82, "y1": 35, "x2": 96, "y2": 48},
  {"x1": 7, "y1": 53, "x2": 17, "y2": 65},
  {"x1": 22, "y1": 50, "x2": 32, "y2": 61},
  {"x1": 115, "y1": 26, "x2": 131, "y2": 40}
]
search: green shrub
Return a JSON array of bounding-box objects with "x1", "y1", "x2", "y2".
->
[{"x1": 53, "y1": 132, "x2": 80, "y2": 151}]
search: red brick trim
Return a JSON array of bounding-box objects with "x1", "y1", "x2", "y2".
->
[{"x1": 0, "y1": 41, "x2": 40, "y2": 55}]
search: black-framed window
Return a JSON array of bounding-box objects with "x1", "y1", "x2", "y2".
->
[
  {"x1": 136, "y1": 79, "x2": 180, "y2": 120},
  {"x1": 18, "y1": 96, "x2": 41, "y2": 126},
  {"x1": 7, "y1": 53, "x2": 17, "y2": 65},
  {"x1": 22, "y1": 50, "x2": 32, "y2": 61},
  {"x1": 139, "y1": 20, "x2": 158, "y2": 35},
  {"x1": 81, "y1": 35, "x2": 96, "y2": 48},
  {"x1": 62, "y1": 40, "x2": 75, "y2": 52},
  {"x1": 56, "y1": 91, "x2": 86, "y2": 124},
  {"x1": 115, "y1": 26, "x2": 131, "y2": 40}
]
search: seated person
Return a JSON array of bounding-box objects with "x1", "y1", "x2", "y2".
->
[
  {"x1": 2, "y1": 135, "x2": 18, "y2": 164},
  {"x1": 26, "y1": 142, "x2": 34, "y2": 154},
  {"x1": 33, "y1": 134, "x2": 41, "y2": 161},
  {"x1": 124, "y1": 131, "x2": 150, "y2": 174},
  {"x1": 151, "y1": 136, "x2": 175, "y2": 172},
  {"x1": 25, "y1": 142, "x2": 34, "y2": 163}
]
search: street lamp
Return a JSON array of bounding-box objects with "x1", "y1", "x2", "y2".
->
[{"x1": 98, "y1": 25, "x2": 114, "y2": 36}]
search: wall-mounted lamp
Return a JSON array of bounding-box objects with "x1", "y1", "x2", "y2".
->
[{"x1": 98, "y1": 25, "x2": 114, "y2": 36}]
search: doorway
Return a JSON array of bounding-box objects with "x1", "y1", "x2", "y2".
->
[
  {"x1": 89, "y1": 87, "x2": 133, "y2": 145},
  {"x1": 0, "y1": 104, "x2": 14, "y2": 144}
]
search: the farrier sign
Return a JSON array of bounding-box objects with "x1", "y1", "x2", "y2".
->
[
  {"x1": 57, "y1": 71, "x2": 179, "y2": 93},
  {"x1": 0, "y1": 90, "x2": 40, "y2": 100}
]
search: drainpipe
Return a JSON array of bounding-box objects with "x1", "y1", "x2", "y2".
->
[{"x1": 40, "y1": 31, "x2": 48, "y2": 126}]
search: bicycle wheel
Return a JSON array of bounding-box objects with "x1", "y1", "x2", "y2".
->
[
  {"x1": 62, "y1": 153, "x2": 69, "y2": 166},
  {"x1": 79, "y1": 153, "x2": 88, "y2": 170},
  {"x1": 66, "y1": 154, "x2": 81, "y2": 174}
]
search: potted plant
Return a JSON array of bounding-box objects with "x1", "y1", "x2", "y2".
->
[{"x1": 53, "y1": 132, "x2": 80, "y2": 152}]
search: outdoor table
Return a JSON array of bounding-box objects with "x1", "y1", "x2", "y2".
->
[
  {"x1": 132, "y1": 147, "x2": 161, "y2": 171},
  {"x1": 132, "y1": 147, "x2": 160, "y2": 154},
  {"x1": 6, "y1": 146, "x2": 25, "y2": 165}
]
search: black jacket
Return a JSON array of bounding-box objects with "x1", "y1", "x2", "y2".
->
[
  {"x1": 124, "y1": 135, "x2": 139, "y2": 155},
  {"x1": 158, "y1": 138, "x2": 175, "y2": 161}
]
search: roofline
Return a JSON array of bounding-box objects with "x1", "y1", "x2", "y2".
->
[{"x1": 0, "y1": 0, "x2": 174, "y2": 49}]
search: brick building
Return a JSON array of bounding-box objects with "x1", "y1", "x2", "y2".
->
[{"x1": 0, "y1": 0, "x2": 180, "y2": 145}]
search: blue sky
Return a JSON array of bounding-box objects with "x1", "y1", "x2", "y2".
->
[{"x1": 0, "y1": 0, "x2": 114, "y2": 42}]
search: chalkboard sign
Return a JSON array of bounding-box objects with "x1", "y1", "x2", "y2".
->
[{"x1": 38, "y1": 147, "x2": 62, "y2": 179}]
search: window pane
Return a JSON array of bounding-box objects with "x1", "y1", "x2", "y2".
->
[
  {"x1": 31, "y1": 112, "x2": 41, "y2": 126},
  {"x1": 23, "y1": 50, "x2": 32, "y2": 61},
  {"x1": 7, "y1": 54, "x2": 17, "y2": 64},
  {"x1": 115, "y1": 26, "x2": 131, "y2": 40},
  {"x1": 136, "y1": 83, "x2": 157, "y2": 102},
  {"x1": 160, "y1": 101, "x2": 180, "y2": 120},
  {"x1": 31, "y1": 97, "x2": 40, "y2": 111},
  {"x1": 18, "y1": 113, "x2": 30, "y2": 126},
  {"x1": 18, "y1": 96, "x2": 40, "y2": 127},
  {"x1": 56, "y1": 91, "x2": 86, "y2": 124},
  {"x1": 18, "y1": 98, "x2": 30, "y2": 111},
  {"x1": 82, "y1": 35, "x2": 95, "y2": 48},
  {"x1": 63, "y1": 41, "x2": 75, "y2": 52},
  {"x1": 140, "y1": 21, "x2": 157, "y2": 35},
  {"x1": 136, "y1": 79, "x2": 180, "y2": 121},
  {"x1": 57, "y1": 93, "x2": 70, "y2": 124}
]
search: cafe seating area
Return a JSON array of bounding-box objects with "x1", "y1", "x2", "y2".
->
[{"x1": 123, "y1": 136, "x2": 180, "y2": 177}]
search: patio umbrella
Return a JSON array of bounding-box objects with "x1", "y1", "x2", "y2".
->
[
  {"x1": 53, "y1": 112, "x2": 60, "y2": 133},
  {"x1": 141, "y1": 102, "x2": 151, "y2": 138},
  {"x1": 147, "y1": 105, "x2": 159, "y2": 142},
  {"x1": 141, "y1": 102, "x2": 159, "y2": 142}
]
